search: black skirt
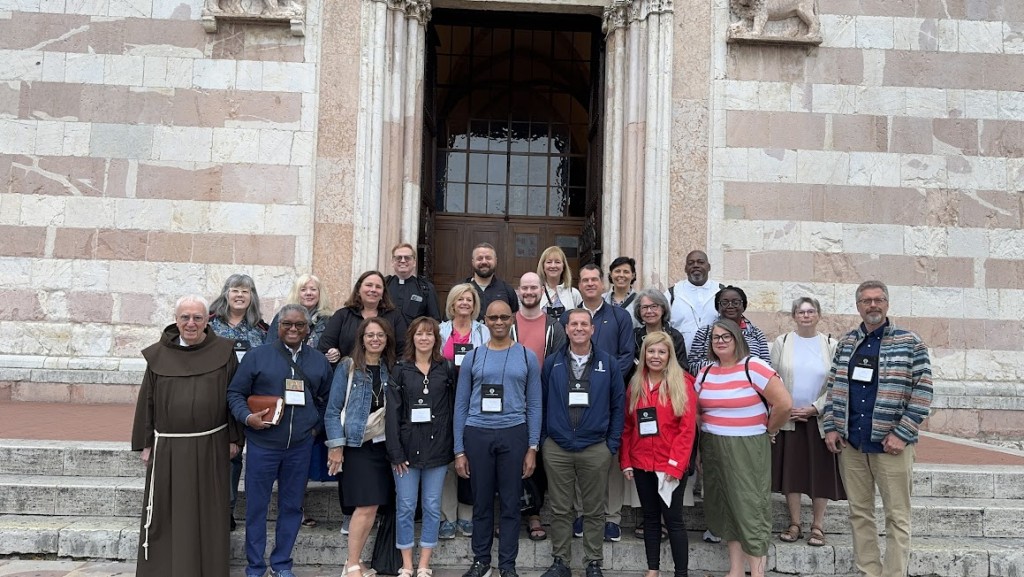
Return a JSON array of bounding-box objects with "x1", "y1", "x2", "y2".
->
[
  {"x1": 770, "y1": 417, "x2": 847, "y2": 501},
  {"x1": 341, "y1": 440, "x2": 393, "y2": 507}
]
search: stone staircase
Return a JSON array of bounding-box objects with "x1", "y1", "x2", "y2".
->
[{"x1": 1, "y1": 439, "x2": 1023, "y2": 576}]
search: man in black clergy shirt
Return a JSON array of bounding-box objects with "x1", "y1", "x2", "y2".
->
[{"x1": 386, "y1": 242, "x2": 441, "y2": 323}]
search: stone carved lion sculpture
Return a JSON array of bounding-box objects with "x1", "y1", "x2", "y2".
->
[
  {"x1": 729, "y1": 0, "x2": 821, "y2": 40},
  {"x1": 205, "y1": 0, "x2": 303, "y2": 17}
]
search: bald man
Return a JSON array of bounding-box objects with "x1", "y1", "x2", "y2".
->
[{"x1": 512, "y1": 272, "x2": 567, "y2": 365}]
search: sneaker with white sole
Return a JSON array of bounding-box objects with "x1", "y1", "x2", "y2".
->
[
  {"x1": 703, "y1": 529, "x2": 722, "y2": 543},
  {"x1": 340, "y1": 515, "x2": 351, "y2": 535}
]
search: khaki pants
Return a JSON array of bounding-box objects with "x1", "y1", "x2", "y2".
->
[
  {"x1": 838, "y1": 443, "x2": 915, "y2": 577},
  {"x1": 440, "y1": 461, "x2": 473, "y2": 523},
  {"x1": 546, "y1": 439, "x2": 611, "y2": 564},
  {"x1": 573, "y1": 456, "x2": 624, "y2": 524}
]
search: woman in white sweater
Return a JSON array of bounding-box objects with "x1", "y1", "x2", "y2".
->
[{"x1": 536, "y1": 246, "x2": 581, "y2": 318}]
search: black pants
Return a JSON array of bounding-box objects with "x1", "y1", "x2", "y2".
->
[
  {"x1": 634, "y1": 469, "x2": 689, "y2": 577},
  {"x1": 464, "y1": 423, "x2": 528, "y2": 571}
]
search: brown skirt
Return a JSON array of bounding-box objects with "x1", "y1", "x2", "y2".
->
[{"x1": 770, "y1": 418, "x2": 847, "y2": 501}]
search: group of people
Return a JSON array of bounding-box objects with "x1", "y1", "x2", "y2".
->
[{"x1": 131, "y1": 242, "x2": 933, "y2": 577}]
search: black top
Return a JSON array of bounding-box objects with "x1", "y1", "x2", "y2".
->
[
  {"x1": 384, "y1": 359, "x2": 457, "y2": 469},
  {"x1": 630, "y1": 325, "x2": 689, "y2": 382},
  {"x1": 387, "y1": 275, "x2": 442, "y2": 323},
  {"x1": 369, "y1": 365, "x2": 384, "y2": 412},
  {"x1": 466, "y1": 275, "x2": 520, "y2": 320},
  {"x1": 317, "y1": 307, "x2": 408, "y2": 362}
]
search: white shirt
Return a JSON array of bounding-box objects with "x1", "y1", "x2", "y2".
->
[
  {"x1": 666, "y1": 278, "x2": 720, "y2": 352},
  {"x1": 789, "y1": 335, "x2": 827, "y2": 407}
]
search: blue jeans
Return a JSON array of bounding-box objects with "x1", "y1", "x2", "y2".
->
[
  {"x1": 393, "y1": 465, "x2": 447, "y2": 549},
  {"x1": 244, "y1": 436, "x2": 313, "y2": 576},
  {"x1": 464, "y1": 423, "x2": 527, "y2": 571}
]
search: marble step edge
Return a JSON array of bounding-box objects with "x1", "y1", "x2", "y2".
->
[{"x1": 0, "y1": 516, "x2": 1022, "y2": 577}]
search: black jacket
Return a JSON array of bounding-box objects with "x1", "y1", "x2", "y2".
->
[
  {"x1": 384, "y1": 359, "x2": 456, "y2": 469},
  {"x1": 630, "y1": 325, "x2": 689, "y2": 381},
  {"x1": 318, "y1": 307, "x2": 408, "y2": 361}
]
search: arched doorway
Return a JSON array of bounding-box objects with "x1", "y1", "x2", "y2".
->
[{"x1": 420, "y1": 10, "x2": 604, "y2": 298}]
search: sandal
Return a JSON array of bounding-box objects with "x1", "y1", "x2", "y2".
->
[
  {"x1": 779, "y1": 523, "x2": 802, "y2": 543},
  {"x1": 347, "y1": 562, "x2": 377, "y2": 577},
  {"x1": 528, "y1": 520, "x2": 547, "y2": 541},
  {"x1": 398, "y1": 569, "x2": 414, "y2": 577},
  {"x1": 301, "y1": 516, "x2": 318, "y2": 528},
  {"x1": 633, "y1": 526, "x2": 645, "y2": 539},
  {"x1": 807, "y1": 525, "x2": 826, "y2": 547}
]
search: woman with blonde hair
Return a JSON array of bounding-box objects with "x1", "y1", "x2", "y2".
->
[
  {"x1": 621, "y1": 331, "x2": 697, "y2": 577},
  {"x1": 536, "y1": 246, "x2": 581, "y2": 318},
  {"x1": 269, "y1": 274, "x2": 336, "y2": 355}
]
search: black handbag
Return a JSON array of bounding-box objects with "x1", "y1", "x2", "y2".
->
[{"x1": 371, "y1": 505, "x2": 402, "y2": 576}]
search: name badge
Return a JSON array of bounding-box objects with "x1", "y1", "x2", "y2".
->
[
  {"x1": 454, "y1": 343, "x2": 473, "y2": 367},
  {"x1": 568, "y1": 381, "x2": 590, "y2": 407},
  {"x1": 410, "y1": 398, "x2": 432, "y2": 423},
  {"x1": 481, "y1": 384, "x2": 503, "y2": 413},
  {"x1": 851, "y1": 355, "x2": 877, "y2": 383},
  {"x1": 233, "y1": 340, "x2": 250, "y2": 362},
  {"x1": 546, "y1": 305, "x2": 565, "y2": 319},
  {"x1": 638, "y1": 407, "x2": 659, "y2": 437},
  {"x1": 410, "y1": 294, "x2": 423, "y2": 303},
  {"x1": 284, "y1": 378, "x2": 305, "y2": 406}
]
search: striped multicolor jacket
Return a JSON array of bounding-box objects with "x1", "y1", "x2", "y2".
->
[{"x1": 822, "y1": 320, "x2": 932, "y2": 444}]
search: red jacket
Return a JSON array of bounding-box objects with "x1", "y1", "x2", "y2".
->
[{"x1": 620, "y1": 372, "x2": 698, "y2": 479}]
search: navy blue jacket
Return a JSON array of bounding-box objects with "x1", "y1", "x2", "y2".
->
[
  {"x1": 227, "y1": 341, "x2": 333, "y2": 450},
  {"x1": 541, "y1": 346, "x2": 625, "y2": 454},
  {"x1": 560, "y1": 304, "x2": 635, "y2": 381}
]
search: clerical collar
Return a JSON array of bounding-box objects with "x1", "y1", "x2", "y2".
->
[{"x1": 569, "y1": 347, "x2": 592, "y2": 366}]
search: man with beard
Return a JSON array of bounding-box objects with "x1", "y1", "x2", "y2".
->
[
  {"x1": 824, "y1": 280, "x2": 932, "y2": 577},
  {"x1": 132, "y1": 294, "x2": 242, "y2": 577},
  {"x1": 466, "y1": 243, "x2": 519, "y2": 320},
  {"x1": 665, "y1": 250, "x2": 724, "y2": 353},
  {"x1": 511, "y1": 272, "x2": 567, "y2": 364}
]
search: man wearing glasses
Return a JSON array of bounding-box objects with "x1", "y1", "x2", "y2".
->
[
  {"x1": 453, "y1": 300, "x2": 543, "y2": 577},
  {"x1": 823, "y1": 280, "x2": 932, "y2": 577},
  {"x1": 228, "y1": 305, "x2": 334, "y2": 577},
  {"x1": 386, "y1": 242, "x2": 442, "y2": 323}
]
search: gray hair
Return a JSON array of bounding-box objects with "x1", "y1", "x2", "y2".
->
[
  {"x1": 790, "y1": 296, "x2": 821, "y2": 316},
  {"x1": 209, "y1": 274, "x2": 264, "y2": 326},
  {"x1": 174, "y1": 294, "x2": 209, "y2": 317},
  {"x1": 706, "y1": 318, "x2": 750, "y2": 363},
  {"x1": 277, "y1": 303, "x2": 311, "y2": 324},
  {"x1": 855, "y1": 280, "x2": 889, "y2": 302},
  {"x1": 633, "y1": 288, "x2": 671, "y2": 326}
]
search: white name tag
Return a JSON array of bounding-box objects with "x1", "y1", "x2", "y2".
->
[
  {"x1": 852, "y1": 366, "x2": 874, "y2": 382},
  {"x1": 284, "y1": 378, "x2": 305, "y2": 406},
  {"x1": 411, "y1": 407, "x2": 432, "y2": 423},
  {"x1": 236, "y1": 350, "x2": 246, "y2": 362},
  {"x1": 569, "y1": 391, "x2": 589, "y2": 407},
  {"x1": 639, "y1": 420, "x2": 659, "y2": 436},
  {"x1": 372, "y1": 434, "x2": 386, "y2": 444},
  {"x1": 482, "y1": 397, "x2": 502, "y2": 413}
]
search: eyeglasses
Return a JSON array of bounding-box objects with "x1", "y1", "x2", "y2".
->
[
  {"x1": 711, "y1": 333, "x2": 735, "y2": 343},
  {"x1": 485, "y1": 314, "x2": 513, "y2": 322},
  {"x1": 719, "y1": 299, "x2": 743, "y2": 307},
  {"x1": 795, "y1": 309, "x2": 818, "y2": 316},
  {"x1": 857, "y1": 298, "x2": 888, "y2": 306},
  {"x1": 392, "y1": 255, "x2": 414, "y2": 262},
  {"x1": 639, "y1": 304, "x2": 661, "y2": 311},
  {"x1": 228, "y1": 288, "x2": 251, "y2": 295},
  {"x1": 365, "y1": 332, "x2": 387, "y2": 340},
  {"x1": 177, "y1": 314, "x2": 205, "y2": 323},
  {"x1": 280, "y1": 321, "x2": 308, "y2": 329}
]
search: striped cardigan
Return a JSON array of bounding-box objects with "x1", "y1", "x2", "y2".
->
[{"x1": 822, "y1": 321, "x2": 933, "y2": 444}]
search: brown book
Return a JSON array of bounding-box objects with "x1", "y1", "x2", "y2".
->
[{"x1": 247, "y1": 395, "x2": 284, "y2": 426}]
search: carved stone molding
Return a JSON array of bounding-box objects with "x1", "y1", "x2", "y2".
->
[
  {"x1": 201, "y1": 0, "x2": 306, "y2": 36},
  {"x1": 726, "y1": 0, "x2": 822, "y2": 46},
  {"x1": 602, "y1": 0, "x2": 674, "y2": 35},
  {"x1": 382, "y1": 0, "x2": 432, "y2": 23}
]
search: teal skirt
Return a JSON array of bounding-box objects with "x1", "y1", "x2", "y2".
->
[{"x1": 701, "y1": 432, "x2": 772, "y2": 557}]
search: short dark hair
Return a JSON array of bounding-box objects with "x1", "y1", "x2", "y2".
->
[
  {"x1": 580, "y1": 263, "x2": 602, "y2": 276},
  {"x1": 566, "y1": 308, "x2": 593, "y2": 324},
  {"x1": 714, "y1": 285, "x2": 748, "y2": 311},
  {"x1": 607, "y1": 256, "x2": 636, "y2": 285}
]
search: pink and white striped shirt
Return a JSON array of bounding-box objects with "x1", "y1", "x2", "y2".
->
[{"x1": 695, "y1": 357, "x2": 777, "y2": 437}]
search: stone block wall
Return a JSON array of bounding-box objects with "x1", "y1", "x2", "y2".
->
[
  {"x1": 0, "y1": 0, "x2": 322, "y2": 387},
  {"x1": 708, "y1": 0, "x2": 1024, "y2": 435}
]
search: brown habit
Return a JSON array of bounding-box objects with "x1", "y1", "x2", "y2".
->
[{"x1": 131, "y1": 324, "x2": 242, "y2": 577}]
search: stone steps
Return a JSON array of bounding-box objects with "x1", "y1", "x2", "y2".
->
[
  {"x1": 1, "y1": 471, "x2": 1022, "y2": 539},
  {"x1": 1, "y1": 515, "x2": 1021, "y2": 576}
]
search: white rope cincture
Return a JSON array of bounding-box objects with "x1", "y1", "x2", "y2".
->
[{"x1": 142, "y1": 423, "x2": 228, "y2": 560}]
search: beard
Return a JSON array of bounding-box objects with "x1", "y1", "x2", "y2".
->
[{"x1": 474, "y1": 266, "x2": 494, "y2": 278}]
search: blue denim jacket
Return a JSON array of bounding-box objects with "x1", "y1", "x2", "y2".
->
[{"x1": 325, "y1": 358, "x2": 392, "y2": 448}]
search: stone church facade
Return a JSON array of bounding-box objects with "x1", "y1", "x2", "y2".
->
[{"x1": 0, "y1": 0, "x2": 1022, "y2": 436}]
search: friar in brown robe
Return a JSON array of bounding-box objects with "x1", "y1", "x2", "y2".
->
[{"x1": 132, "y1": 318, "x2": 242, "y2": 577}]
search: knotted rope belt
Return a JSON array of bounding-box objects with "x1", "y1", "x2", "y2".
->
[{"x1": 141, "y1": 423, "x2": 228, "y2": 560}]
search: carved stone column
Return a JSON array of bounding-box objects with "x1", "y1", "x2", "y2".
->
[
  {"x1": 352, "y1": 0, "x2": 431, "y2": 275},
  {"x1": 602, "y1": 0, "x2": 673, "y2": 289}
]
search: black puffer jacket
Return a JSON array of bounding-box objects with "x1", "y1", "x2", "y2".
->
[{"x1": 384, "y1": 359, "x2": 456, "y2": 468}]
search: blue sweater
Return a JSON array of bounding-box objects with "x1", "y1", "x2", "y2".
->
[
  {"x1": 453, "y1": 342, "x2": 542, "y2": 454},
  {"x1": 227, "y1": 342, "x2": 333, "y2": 450},
  {"x1": 541, "y1": 346, "x2": 625, "y2": 454}
]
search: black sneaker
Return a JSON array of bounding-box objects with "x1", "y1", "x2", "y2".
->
[
  {"x1": 463, "y1": 561, "x2": 492, "y2": 577},
  {"x1": 540, "y1": 558, "x2": 570, "y2": 577},
  {"x1": 585, "y1": 561, "x2": 603, "y2": 577},
  {"x1": 499, "y1": 569, "x2": 518, "y2": 577}
]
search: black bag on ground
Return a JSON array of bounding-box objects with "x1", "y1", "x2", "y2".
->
[{"x1": 371, "y1": 505, "x2": 402, "y2": 576}]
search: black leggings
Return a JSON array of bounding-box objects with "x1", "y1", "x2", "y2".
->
[{"x1": 633, "y1": 469, "x2": 689, "y2": 577}]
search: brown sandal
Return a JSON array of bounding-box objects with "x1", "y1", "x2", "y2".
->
[
  {"x1": 779, "y1": 523, "x2": 802, "y2": 542},
  {"x1": 807, "y1": 525, "x2": 826, "y2": 547}
]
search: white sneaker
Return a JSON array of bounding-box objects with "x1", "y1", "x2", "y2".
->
[
  {"x1": 341, "y1": 515, "x2": 351, "y2": 535},
  {"x1": 703, "y1": 529, "x2": 721, "y2": 543}
]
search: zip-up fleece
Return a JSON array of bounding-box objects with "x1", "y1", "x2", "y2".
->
[
  {"x1": 540, "y1": 346, "x2": 625, "y2": 454},
  {"x1": 822, "y1": 320, "x2": 932, "y2": 444},
  {"x1": 227, "y1": 342, "x2": 333, "y2": 450}
]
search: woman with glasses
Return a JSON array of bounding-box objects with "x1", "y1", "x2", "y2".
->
[
  {"x1": 325, "y1": 317, "x2": 398, "y2": 577},
  {"x1": 770, "y1": 298, "x2": 845, "y2": 547},
  {"x1": 695, "y1": 319, "x2": 792, "y2": 577},
  {"x1": 686, "y1": 285, "x2": 769, "y2": 376},
  {"x1": 632, "y1": 289, "x2": 688, "y2": 378}
]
